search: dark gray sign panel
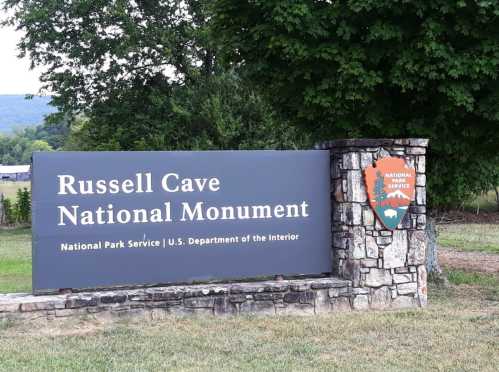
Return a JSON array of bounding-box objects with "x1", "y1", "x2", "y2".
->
[{"x1": 32, "y1": 151, "x2": 331, "y2": 292}]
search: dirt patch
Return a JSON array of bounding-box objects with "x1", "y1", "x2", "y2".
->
[{"x1": 439, "y1": 248, "x2": 499, "y2": 273}]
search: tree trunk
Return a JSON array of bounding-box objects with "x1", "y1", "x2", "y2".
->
[
  {"x1": 495, "y1": 187, "x2": 499, "y2": 212},
  {"x1": 425, "y1": 216, "x2": 448, "y2": 285}
]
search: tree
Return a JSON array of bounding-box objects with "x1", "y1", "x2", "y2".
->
[
  {"x1": 15, "y1": 187, "x2": 31, "y2": 224},
  {"x1": 3, "y1": 0, "x2": 304, "y2": 152},
  {"x1": 212, "y1": 0, "x2": 499, "y2": 209}
]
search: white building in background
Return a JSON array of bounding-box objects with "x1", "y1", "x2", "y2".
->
[{"x1": 0, "y1": 164, "x2": 31, "y2": 181}]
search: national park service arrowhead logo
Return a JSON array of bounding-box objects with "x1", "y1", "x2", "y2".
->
[{"x1": 364, "y1": 157, "x2": 415, "y2": 230}]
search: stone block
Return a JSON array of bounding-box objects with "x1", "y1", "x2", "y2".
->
[
  {"x1": 407, "y1": 147, "x2": 426, "y2": 155},
  {"x1": 344, "y1": 203, "x2": 362, "y2": 225},
  {"x1": 417, "y1": 156, "x2": 426, "y2": 173},
  {"x1": 341, "y1": 260, "x2": 361, "y2": 286},
  {"x1": 342, "y1": 152, "x2": 360, "y2": 169},
  {"x1": 408, "y1": 230, "x2": 426, "y2": 265},
  {"x1": 376, "y1": 236, "x2": 392, "y2": 246},
  {"x1": 360, "y1": 152, "x2": 373, "y2": 169},
  {"x1": 100, "y1": 294, "x2": 127, "y2": 304},
  {"x1": 361, "y1": 259, "x2": 377, "y2": 268},
  {"x1": 366, "y1": 236, "x2": 379, "y2": 258},
  {"x1": 346, "y1": 170, "x2": 367, "y2": 202},
  {"x1": 365, "y1": 269, "x2": 392, "y2": 287},
  {"x1": 416, "y1": 174, "x2": 426, "y2": 187},
  {"x1": 66, "y1": 297, "x2": 98, "y2": 308},
  {"x1": 328, "y1": 287, "x2": 351, "y2": 298},
  {"x1": 384, "y1": 230, "x2": 408, "y2": 269},
  {"x1": 409, "y1": 139, "x2": 429, "y2": 147},
  {"x1": 283, "y1": 291, "x2": 314, "y2": 304},
  {"x1": 333, "y1": 232, "x2": 349, "y2": 249},
  {"x1": 333, "y1": 178, "x2": 344, "y2": 202},
  {"x1": 397, "y1": 282, "x2": 417, "y2": 295},
  {"x1": 20, "y1": 300, "x2": 66, "y2": 312},
  {"x1": 417, "y1": 215, "x2": 426, "y2": 229},
  {"x1": 352, "y1": 295, "x2": 369, "y2": 310},
  {"x1": 349, "y1": 226, "x2": 366, "y2": 259},
  {"x1": 150, "y1": 291, "x2": 184, "y2": 301},
  {"x1": 229, "y1": 294, "x2": 247, "y2": 303},
  {"x1": 213, "y1": 297, "x2": 237, "y2": 316},
  {"x1": 314, "y1": 289, "x2": 331, "y2": 314},
  {"x1": 370, "y1": 287, "x2": 391, "y2": 310},
  {"x1": 0, "y1": 303, "x2": 20, "y2": 312},
  {"x1": 254, "y1": 293, "x2": 283, "y2": 301},
  {"x1": 376, "y1": 148, "x2": 391, "y2": 159},
  {"x1": 331, "y1": 157, "x2": 341, "y2": 179},
  {"x1": 393, "y1": 274, "x2": 412, "y2": 284},
  {"x1": 391, "y1": 296, "x2": 416, "y2": 309},
  {"x1": 331, "y1": 296, "x2": 352, "y2": 311},
  {"x1": 363, "y1": 208, "x2": 374, "y2": 226},
  {"x1": 184, "y1": 297, "x2": 215, "y2": 308},
  {"x1": 416, "y1": 187, "x2": 426, "y2": 205}
]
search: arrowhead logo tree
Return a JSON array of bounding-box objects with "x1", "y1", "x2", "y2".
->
[{"x1": 364, "y1": 157, "x2": 416, "y2": 230}]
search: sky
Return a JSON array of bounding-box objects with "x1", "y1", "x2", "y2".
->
[{"x1": 0, "y1": 21, "x2": 45, "y2": 95}]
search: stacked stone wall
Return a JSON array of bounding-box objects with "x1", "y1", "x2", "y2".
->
[
  {"x1": 317, "y1": 138, "x2": 428, "y2": 310},
  {"x1": 0, "y1": 278, "x2": 352, "y2": 321}
]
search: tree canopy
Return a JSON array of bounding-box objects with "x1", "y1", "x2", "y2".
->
[
  {"x1": 212, "y1": 0, "x2": 499, "y2": 208},
  {"x1": 4, "y1": 0, "x2": 499, "y2": 207},
  {"x1": 3, "y1": 0, "x2": 304, "y2": 153}
]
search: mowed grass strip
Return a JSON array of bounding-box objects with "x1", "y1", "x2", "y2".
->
[
  {"x1": 438, "y1": 223, "x2": 499, "y2": 253},
  {"x1": 0, "y1": 286, "x2": 498, "y2": 371},
  {"x1": 0, "y1": 227, "x2": 31, "y2": 293}
]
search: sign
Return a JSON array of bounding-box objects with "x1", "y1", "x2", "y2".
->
[
  {"x1": 364, "y1": 157, "x2": 416, "y2": 230},
  {"x1": 32, "y1": 151, "x2": 331, "y2": 292}
]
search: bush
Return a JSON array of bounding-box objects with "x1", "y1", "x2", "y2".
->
[{"x1": 1, "y1": 196, "x2": 16, "y2": 225}]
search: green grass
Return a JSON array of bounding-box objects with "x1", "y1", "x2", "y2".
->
[
  {"x1": 0, "y1": 285, "x2": 497, "y2": 371},
  {"x1": 437, "y1": 223, "x2": 499, "y2": 253},
  {"x1": 0, "y1": 228, "x2": 498, "y2": 370},
  {"x1": 447, "y1": 270, "x2": 499, "y2": 287},
  {"x1": 0, "y1": 227, "x2": 31, "y2": 293},
  {"x1": 0, "y1": 181, "x2": 30, "y2": 200},
  {"x1": 446, "y1": 269, "x2": 499, "y2": 301}
]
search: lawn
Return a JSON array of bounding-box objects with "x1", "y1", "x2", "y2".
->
[
  {"x1": 0, "y1": 227, "x2": 31, "y2": 293},
  {"x1": 0, "y1": 283, "x2": 498, "y2": 371},
  {"x1": 437, "y1": 223, "x2": 499, "y2": 254},
  {"x1": 0, "y1": 181, "x2": 30, "y2": 200},
  {"x1": 0, "y1": 228, "x2": 498, "y2": 370}
]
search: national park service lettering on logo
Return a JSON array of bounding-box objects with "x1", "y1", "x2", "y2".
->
[{"x1": 364, "y1": 157, "x2": 416, "y2": 230}]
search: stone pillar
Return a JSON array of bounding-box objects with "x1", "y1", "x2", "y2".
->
[{"x1": 317, "y1": 139, "x2": 428, "y2": 310}]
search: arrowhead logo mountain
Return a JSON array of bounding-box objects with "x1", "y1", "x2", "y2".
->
[{"x1": 364, "y1": 157, "x2": 416, "y2": 230}]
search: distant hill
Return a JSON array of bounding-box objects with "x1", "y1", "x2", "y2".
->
[{"x1": 0, "y1": 95, "x2": 57, "y2": 134}]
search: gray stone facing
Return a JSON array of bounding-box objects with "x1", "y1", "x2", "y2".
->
[
  {"x1": 325, "y1": 138, "x2": 428, "y2": 311},
  {"x1": 0, "y1": 278, "x2": 354, "y2": 321}
]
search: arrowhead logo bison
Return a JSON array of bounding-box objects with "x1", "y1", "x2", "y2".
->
[{"x1": 364, "y1": 157, "x2": 415, "y2": 230}]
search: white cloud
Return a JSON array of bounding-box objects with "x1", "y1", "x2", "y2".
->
[{"x1": 0, "y1": 24, "x2": 46, "y2": 95}]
